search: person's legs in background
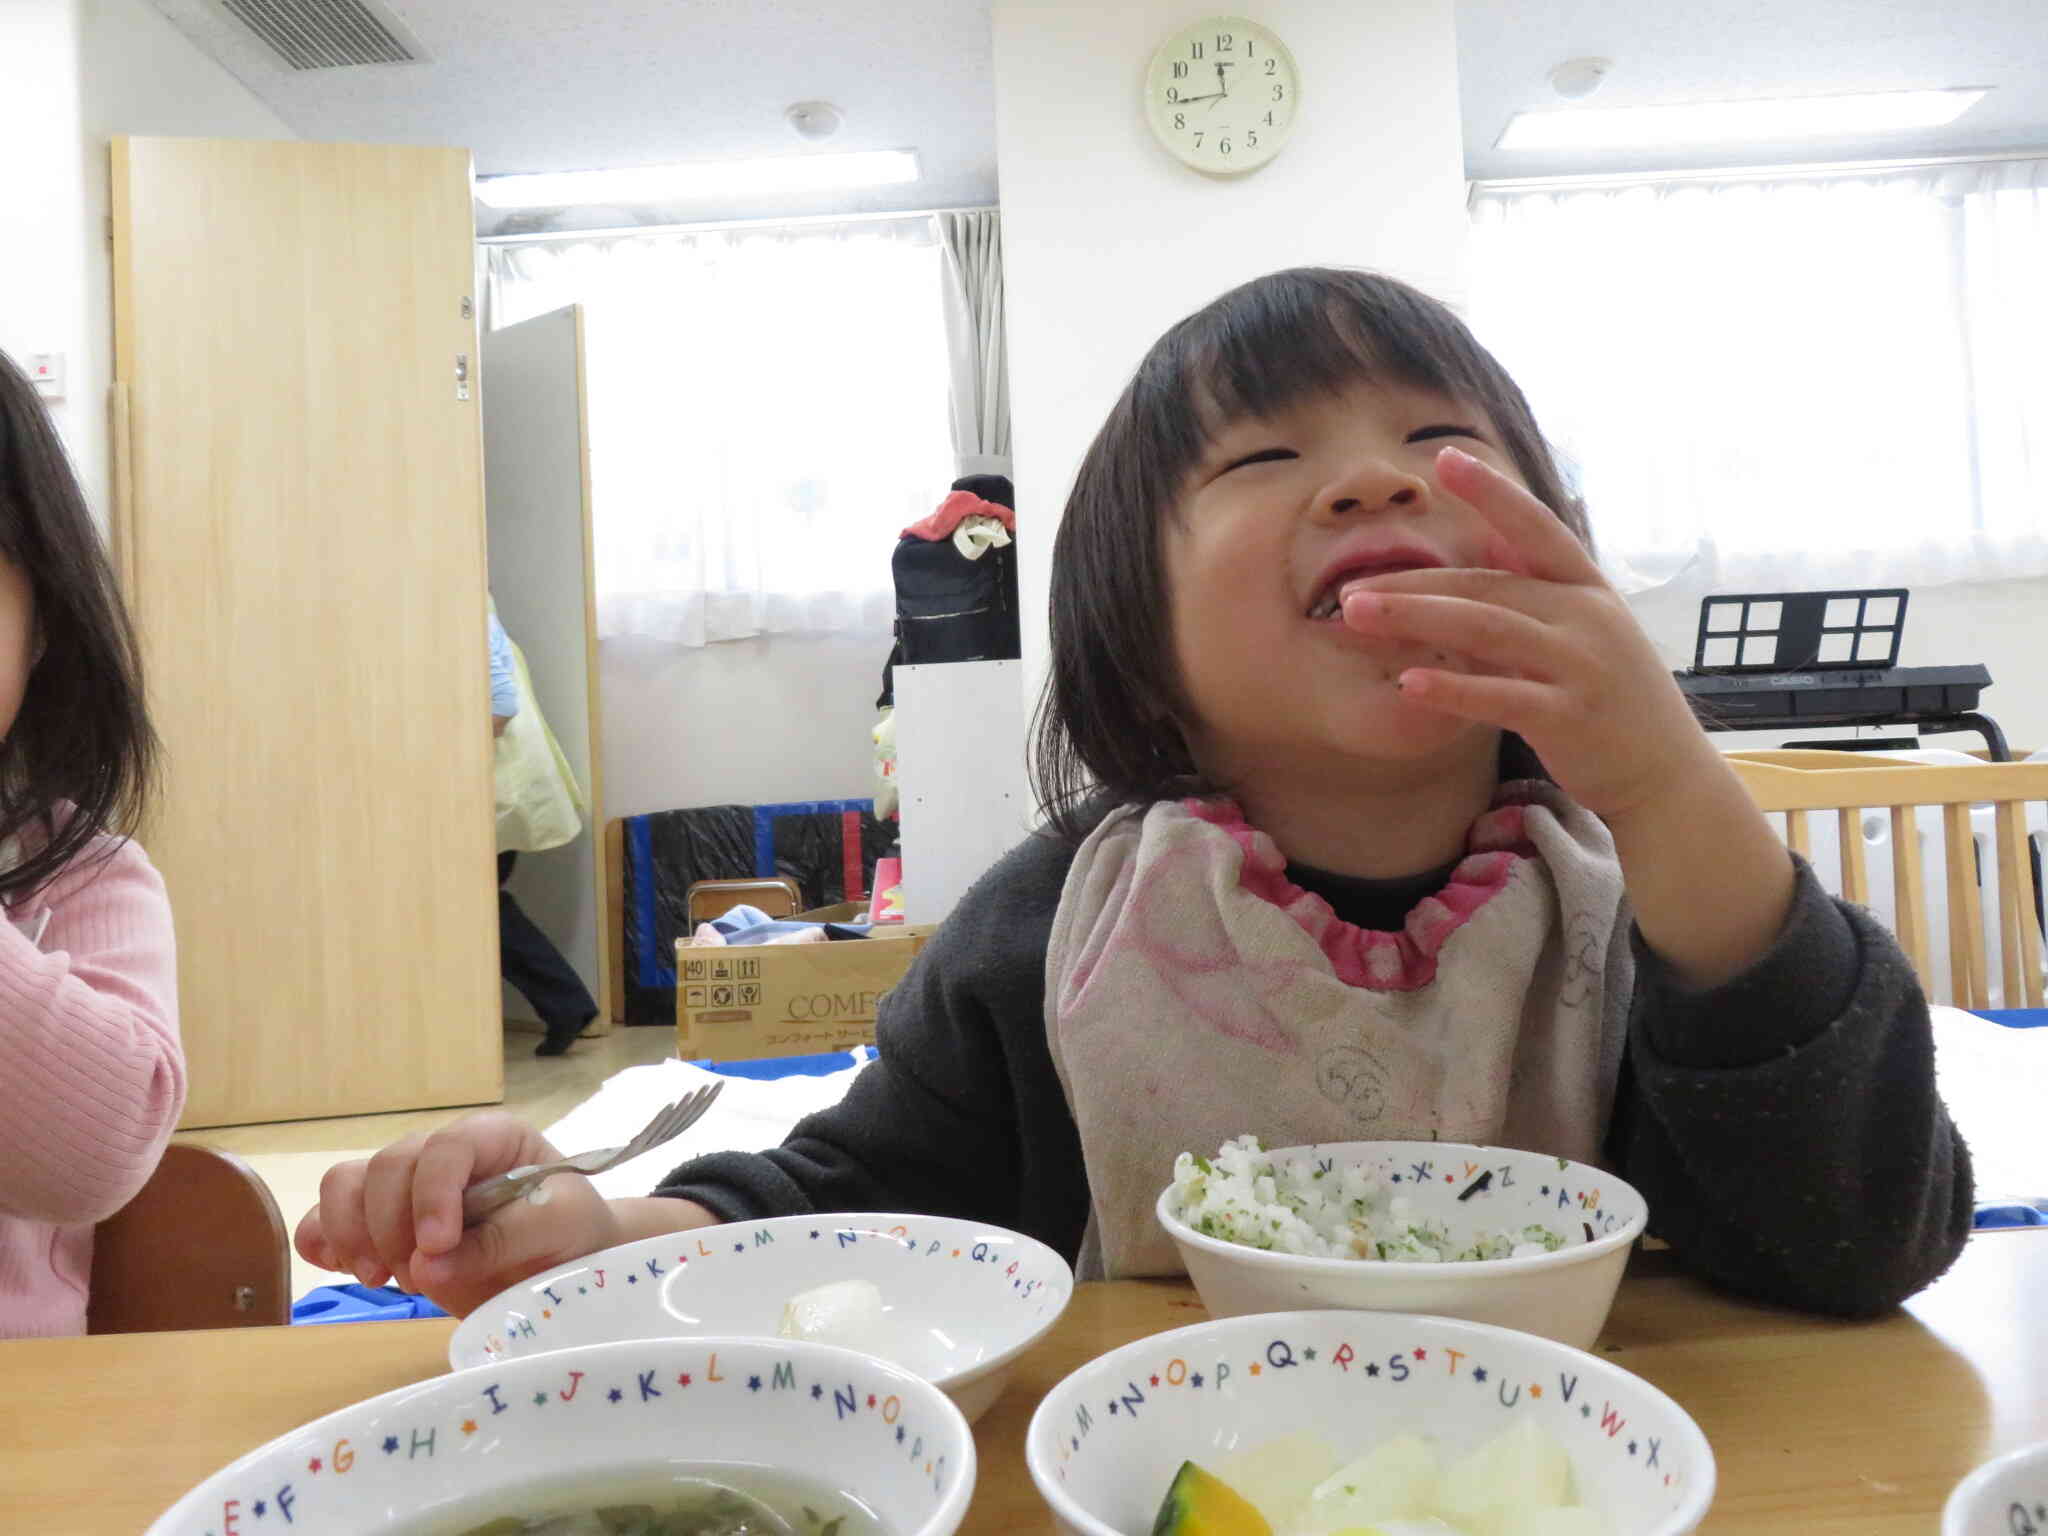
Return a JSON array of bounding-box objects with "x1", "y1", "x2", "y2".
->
[{"x1": 497, "y1": 850, "x2": 599, "y2": 1057}]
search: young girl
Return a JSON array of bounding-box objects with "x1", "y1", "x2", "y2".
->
[
  {"x1": 300, "y1": 268, "x2": 1967, "y2": 1319},
  {"x1": 0, "y1": 350, "x2": 182, "y2": 1338}
]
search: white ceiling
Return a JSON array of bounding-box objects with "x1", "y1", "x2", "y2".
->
[
  {"x1": 148, "y1": 0, "x2": 2048, "y2": 233},
  {"x1": 1458, "y1": 0, "x2": 2048, "y2": 180}
]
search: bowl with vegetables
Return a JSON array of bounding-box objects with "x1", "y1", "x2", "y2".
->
[
  {"x1": 147, "y1": 1336, "x2": 974, "y2": 1536},
  {"x1": 1027, "y1": 1308, "x2": 1712, "y2": 1536},
  {"x1": 1943, "y1": 1440, "x2": 2048, "y2": 1535},
  {"x1": 1157, "y1": 1139, "x2": 1650, "y2": 1349},
  {"x1": 449, "y1": 1213, "x2": 1072, "y2": 1422}
]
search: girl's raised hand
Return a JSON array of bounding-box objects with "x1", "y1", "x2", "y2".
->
[{"x1": 1341, "y1": 445, "x2": 1718, "y2": 822}]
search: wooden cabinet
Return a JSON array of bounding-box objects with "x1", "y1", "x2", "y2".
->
[{"x1": 111, "y1": 136, "x2": 501, "y2": 1127}]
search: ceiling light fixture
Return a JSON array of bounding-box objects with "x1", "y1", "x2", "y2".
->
[
  {"x1": 475, "y1": 148, "x2": 920, "y2": 209},
  {"x1": 1497, "y1": 87, "x2": 1989, "y2": 152}
]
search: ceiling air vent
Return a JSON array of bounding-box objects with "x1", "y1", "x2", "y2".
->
[{"x1": 217, "y1": 0, "x2": 424, "y2": 69}]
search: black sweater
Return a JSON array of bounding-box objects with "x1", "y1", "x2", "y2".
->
[{"x1": 658, "y1": 821, "x2": 1972, "y2": 1317}]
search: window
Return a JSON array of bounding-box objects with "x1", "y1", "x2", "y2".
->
[
  {"x1": 1469, "y1": 159, "x2": 2048, "y2": 591},
  {"x1": 487, "y1": 218, "x2": 956, "y2": 644}
]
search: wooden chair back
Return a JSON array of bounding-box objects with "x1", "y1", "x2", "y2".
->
[
  {"x1": 685, "y1": 876, "x2": 804, "y2": 925},
  {"x1": 87, "y1": 1142, "x2": 290, "y2": 1333},
  {"x1": 1726, "y1": 750, "x2": 2048, "y2": 1009}
]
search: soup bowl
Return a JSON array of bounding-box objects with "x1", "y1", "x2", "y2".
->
[
  {"x1": 1944, "y1": 1440, "x2": 2048, "y2": 1536},
  {"x1": 145, "y1": 1335, "x2": 975, "y2": 1536},
  {"x1": 450, "y1": 1212, "x2": 1072, "y2": 1422}
]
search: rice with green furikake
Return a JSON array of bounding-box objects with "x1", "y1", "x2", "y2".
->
[{"x1": 1169, "y1": 1135, "x2": 1568, "y2": 1262}]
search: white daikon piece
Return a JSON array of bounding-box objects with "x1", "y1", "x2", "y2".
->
[
  {"x1": 1212, "y1": 1432, "x2": 1342, "y2": 1532},
  {"x1": 1435, "y1": 1422, "x2": 1574, "y2": 1536},
  {"x1": 1494, "y1": 1506, "x2": 1613, "y2": 1536},
  {"x1": 776, "y1": 1278, "x2": 887, "y2": 1349},
  {"x1": 1303, "y1": 1434, "x2": 1443, "y2": 1530}
]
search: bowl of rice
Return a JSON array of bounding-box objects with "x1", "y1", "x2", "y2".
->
[{"x1": 1156, "y1": 1137, "x2": 1650, "y2": 1349}]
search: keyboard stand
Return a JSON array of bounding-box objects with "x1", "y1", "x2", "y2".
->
[{"x1": 1706, "y1": 710, "x2": 2012, "y2": 761}]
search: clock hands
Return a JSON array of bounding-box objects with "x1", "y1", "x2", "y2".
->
[{"x1": 1171, "y1": 60, "x2": 1237, "y2": 111}]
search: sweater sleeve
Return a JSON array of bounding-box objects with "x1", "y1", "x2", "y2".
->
[
  {"x1": 0, "y1": 836, "x2": 184, "y2": 1226},
  {"x1": 652, "y1": 829, "x2": 1092, "y2": 1261},
  {"x1": 1611, "y1": 855, "x2": 1971, "y2": 1317}
]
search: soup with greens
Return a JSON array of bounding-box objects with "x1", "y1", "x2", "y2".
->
[{"x1": 422, "y1": 1469, "x2": 885, "y2": 1536}]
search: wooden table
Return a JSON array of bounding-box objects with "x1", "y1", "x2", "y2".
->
[{"x1": 6, "y1": 1233, "x2": 2045, "y2": 1533}]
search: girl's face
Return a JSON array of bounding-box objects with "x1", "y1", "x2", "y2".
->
[
  {"x1": 0, "y1": 557, "x2": 34, "y2": 742},
  {"x1": 1162, "y1": 376, "x2": 1529, "y2": 784}
]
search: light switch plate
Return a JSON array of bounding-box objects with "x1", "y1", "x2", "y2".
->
[{"x1": 27, "y1": 353, "x2": 64, "y2": 400}]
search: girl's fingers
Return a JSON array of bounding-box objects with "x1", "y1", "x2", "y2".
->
[
  {"x1": 1396, "y1": 665, "x2": 1567, "y2": 738},
  {"x1": 1343, "y1": 588, "x2": 1573, "y2": 680},
  {"x1": 362, "y1": 1135, "x2": 431, "y2": 1292},
  {"x1": 1340, "y1": 564, "x2": 1572, "y2": 622},
  {"x1": 411, "y1": 1132, "x2": 485, "y2": 1259},
  {"x1": 1436, "y1": 446, "x2": 1603, "y2": 588},
  {"x1": 292, "y1": 1204, "x2": 338, "y2": 1272},
  {"x1": 308, "y1": 1157, "x2": 380, "y2": 1281},
  {"x1": 410, "y1": 1115, "x2": 559, "y2": 1258}
]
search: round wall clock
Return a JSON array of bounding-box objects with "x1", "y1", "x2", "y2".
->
[{"x1": 1143, "y1": 15, "x2": 1301, "y2": 175}]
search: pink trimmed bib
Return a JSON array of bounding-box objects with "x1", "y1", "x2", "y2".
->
[{"x1": 1043, "y1": 782, "x2": 1632, "y2": 1280}]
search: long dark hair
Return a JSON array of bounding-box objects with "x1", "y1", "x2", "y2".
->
[
  {"x1": 1032, "y1": 267, "x2": 1587, "y2": 842},
  {"x1": 0, "y1": 350, "x2": 158, "y2": 902}
]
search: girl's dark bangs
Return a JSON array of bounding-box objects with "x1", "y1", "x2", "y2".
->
[{"x1": 1145, "y1": 276, "x2": 1493, "y2": 490}]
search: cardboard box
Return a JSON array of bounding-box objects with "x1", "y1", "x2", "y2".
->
[{"x1": 676, "y1": 924, "x2": 935, "y2": 1060}]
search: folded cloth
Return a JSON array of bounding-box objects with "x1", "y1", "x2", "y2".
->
[
  {"x1": 1932, "y1": 1004, "x2": 2048, "y2": 1205},
  {"x1": 900, "y1": 490, "x2": 1015, "y2": 543},
  {"x1": 543, "y1": 1053, "x2": 872, "y2": 1199}
]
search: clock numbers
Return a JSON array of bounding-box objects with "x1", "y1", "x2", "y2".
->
[{"x1": 1146, "y1": 16, "x2": 1298, "y2": 173}]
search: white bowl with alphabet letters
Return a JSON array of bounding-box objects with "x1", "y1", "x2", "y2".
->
[
  {"x1": 1157, "y1": 1141, "x2": 1650, "y2": 1350},
  {"x1": 449, "y1": 1212, "x2": 1073, "y2": 1422},
  {"x1": 1027, "y1": 1309, "x2": 1713, "y2": 1536},
  {"x1": 147, "y1": 1336, "x2": 974, "y2": 1536},
  {"x1": 1944, "y1": 1440, "x2": 2048, "y2": 1535}
]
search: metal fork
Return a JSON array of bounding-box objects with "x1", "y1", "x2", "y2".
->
[{"x1": 461, "y1": 1081, "x2": 725, "y2": 1227}]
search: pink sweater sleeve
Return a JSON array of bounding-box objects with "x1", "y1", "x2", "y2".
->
[{"x1": 0, "y1": 835, "x2": 183, "y2": 1226}]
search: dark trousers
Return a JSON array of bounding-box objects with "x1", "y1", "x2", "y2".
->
[{"x1": 498, "y1": 850, "x2": 598, "y2": 1030}]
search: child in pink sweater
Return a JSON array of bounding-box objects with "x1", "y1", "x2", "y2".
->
[{"x1": 0, "y1": 350, "x2": 181, "y2": 1338}]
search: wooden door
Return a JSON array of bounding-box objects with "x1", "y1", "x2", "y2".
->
[
  {"x1": 111, "y1": 136, "x2": 501, "y2": 1127},
  {"x1": 482, "y1": 305, "x2": 611, "y2": 1031}
]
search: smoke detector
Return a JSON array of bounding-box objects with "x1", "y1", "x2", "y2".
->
[
  {"x1": 787, "y1": 101, "x2": 844, "y2": 140},
  {"x1": 1548, "y1": 58, "x2": 1612, "y2": 100}
]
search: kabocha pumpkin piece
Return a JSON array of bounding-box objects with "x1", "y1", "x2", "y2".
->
[{"x1": 1150, "y1": 1461, "x2": 1273, "y2": 1536}]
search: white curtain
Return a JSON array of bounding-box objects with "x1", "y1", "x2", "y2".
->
[
  {"x1": 1469, "y1": 159, "x2": 2048, "y2": 592},
  {"x1": 937, "y1": 209, "x2": 1011, "y2": 479},
  {"x1": 486, "y1": 217, "x2": 956, "y2": 646}
]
